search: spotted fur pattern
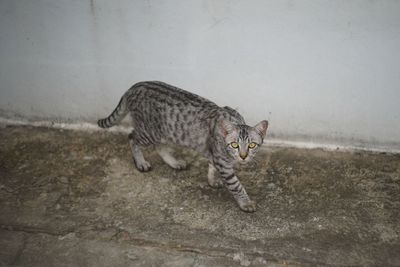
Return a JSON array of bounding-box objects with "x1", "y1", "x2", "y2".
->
[{"x1": 98, "y1": 81, "x2": 268, "y2": 212}]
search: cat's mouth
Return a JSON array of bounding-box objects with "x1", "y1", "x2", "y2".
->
[{"x1": 238, "y1": 158, "x2": 250, "y2": 164}]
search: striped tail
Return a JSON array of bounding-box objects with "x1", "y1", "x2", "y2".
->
[{"x1": 97, "y1": 96, "x2": 128, "y2": 128}]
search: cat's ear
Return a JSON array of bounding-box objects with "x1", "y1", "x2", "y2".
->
[
  {"x1": 254, "y1": 120, "x2": 269, "y2": 139},
  {"x1": 219, "y1": 119, "x2": 235, "y2": 138}
]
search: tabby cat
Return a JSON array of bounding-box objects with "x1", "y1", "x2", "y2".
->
[{"x1": 98, "y1": 81, "x2": 268, "y2": 212}]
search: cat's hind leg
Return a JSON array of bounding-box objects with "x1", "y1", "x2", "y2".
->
[
  {"x1": 128, "y1": 132, "x2": 151, "y2": 172},
  {"x1": 156, "y1": 146, "x2": 187, "y2": 170},
  {"x1": 207, "y1": 163, "x2": 223, "y2": 188}
]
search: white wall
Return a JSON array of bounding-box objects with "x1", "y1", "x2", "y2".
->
[{"x1": 1, "y1": 0, "x2": 400, "y2": 149}]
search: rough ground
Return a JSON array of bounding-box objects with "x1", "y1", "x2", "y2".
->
[{"x1": 0, "y1": 125, "x2": 399, "y2": 267}]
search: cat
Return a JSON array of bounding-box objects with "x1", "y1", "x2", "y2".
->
[{"x1": 98, "y1": 81, "x2": 268, "y2": 212}]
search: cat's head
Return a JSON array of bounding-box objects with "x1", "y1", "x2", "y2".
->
[{"x1": 219, "y1": 119, "x2": 268, "y2": 164}]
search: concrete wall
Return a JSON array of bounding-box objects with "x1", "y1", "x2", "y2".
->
[{"x1": 1, "y1": 0, "x2": 400, "y2": 149}]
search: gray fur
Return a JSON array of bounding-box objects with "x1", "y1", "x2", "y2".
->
[{"x1": 98, "y1": 81, "x2": 268, "y2": 212}]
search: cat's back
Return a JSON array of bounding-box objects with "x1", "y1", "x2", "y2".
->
[
  {"x1": 123, "y1": 81, "x2": 245, "y2": 152},
  {"x1": 125, "y1": 81, "x2": 221, "y2": 150},
  {"x1": 128, "y1": 81, "x2": 216, "y2": 109}
]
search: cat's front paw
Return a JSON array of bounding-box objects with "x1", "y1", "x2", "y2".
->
[
  {"x1": 208, "y1": 178, "x2": 224, "y2": 188},
  {"x1": 171, "y1": 160, "x2": 187, "y2": 170},
  {"x1": 239, "y1": 200, "x2": 256, "y2": 213},
  {"x1": 135, "y1": 160, "x2": 152, "y2": 172}
]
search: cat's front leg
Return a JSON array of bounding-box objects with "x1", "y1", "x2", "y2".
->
[
  {"x1": 214, "y1": 163, "x2": 256, "y2": 212},
  {"x1": 224, "y1": 173, "x2": 256, "y2": 212},
  {"x1": 207, "y1": 163, "x2": 223, "y2": 188}
]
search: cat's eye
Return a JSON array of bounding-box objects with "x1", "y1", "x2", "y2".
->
[
  {"x1": 248, "y1": 142, "x2": 257, "y2": 149},
  {"x1": 230, "y1": 142, "x2": 239, "y2": 149}
]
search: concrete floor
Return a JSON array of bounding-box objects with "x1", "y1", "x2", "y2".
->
[{"x1": 0, "y1": 125, "x2": 399, "y2": 266}]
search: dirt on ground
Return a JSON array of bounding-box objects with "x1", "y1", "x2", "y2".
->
[{"x1": 0, "y1": 125, "x2": 399, "y2": 266}]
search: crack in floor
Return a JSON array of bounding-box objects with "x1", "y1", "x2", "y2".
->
[{"x1": 1, "y1": 225, "x2": 331, "y2": 266}]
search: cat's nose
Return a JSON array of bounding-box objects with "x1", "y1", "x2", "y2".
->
[{"x1": 239, "y1": 153, "x2": 247, "y2": 160}]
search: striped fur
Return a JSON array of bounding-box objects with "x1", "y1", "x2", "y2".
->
[
  {"x1": 98, "y1": 97, "x2": 128, "y2": 128},
  {"x1": 98, "y1": 81, "x2": 268, "y2": 212}
]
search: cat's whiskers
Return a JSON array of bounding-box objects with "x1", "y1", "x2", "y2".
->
[{"x1": 248, "y1": 157, "x2": 260, "y2": 168}]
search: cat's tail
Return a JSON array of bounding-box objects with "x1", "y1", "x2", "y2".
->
[{"x1": 97, "y1": 95, "x2": 128, "y2": 128}]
